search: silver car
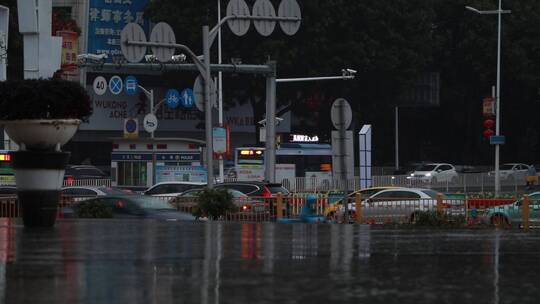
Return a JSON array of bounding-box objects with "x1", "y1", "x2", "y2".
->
[{"x1": 341, "y1": 188, "x2": 460, "y2": 223}]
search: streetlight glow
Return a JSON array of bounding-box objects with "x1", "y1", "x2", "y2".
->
[{"x1": 465, "y1": 6, "x2": 481, "y2": 14}]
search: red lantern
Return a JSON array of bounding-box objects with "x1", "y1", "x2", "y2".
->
[
  {"x1": 483, "y1": 129, "x2": 494, "y2": 138},
  {"x1": 483, "y1": 119, "x2": 495, "y2": 129}
]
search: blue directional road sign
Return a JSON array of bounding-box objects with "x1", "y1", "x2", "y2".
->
[
  {"x1": 109, "y1": 75, "x2": 123, "y2": 95},
  {"x1": 180, "y1": 88, "x2": 194, "y2": 108},
  {"x1": 165, "y1": 89, "x2": 180, "y2": 109},
  {"x1": 124, "y1": 75, "x2": 138, "y2": 95},
  {"x1": 490, "y1": 135, "x2": 506, "y2": 145}
]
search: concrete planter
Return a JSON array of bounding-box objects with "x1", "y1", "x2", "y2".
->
[
  {"x1": 11, "y1": 151, "x2": 70, "y2": 227},
  {"x1": 1, "y1": 119, "x2": 81, "y2": 151},
  {"x1": 0, "y1": 119, "x2": 80, "y2": 227}
]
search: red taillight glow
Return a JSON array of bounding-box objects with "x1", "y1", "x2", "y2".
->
[
  {"x1": 261, "y1": 187, "x2": 272, "y2": 198},
  {"x1": 65, "y1": 175, "x2": 74, "y2": 186},
  {"x1": 242, "y1": 205, "x2": 250, "y2": 211}
]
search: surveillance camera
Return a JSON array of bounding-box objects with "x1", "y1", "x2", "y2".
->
[
  {"x1": 77, "y1": 53, "x2": 108, "y2": 63},
  {"x1": 145, "y1": 54, "x2": 158, "y2": 62},
  {"x1": 171, "y1": 54, "x2": 187, "y2": 63},
  {"x1": 346, "y1": 68, "x2": 357, "y2": 74}
]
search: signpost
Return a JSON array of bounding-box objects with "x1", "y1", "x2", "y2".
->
[
  {"x1": 490, "y1": 135, "x2": 506, "y2": 145},
  {"x1": 113, "y1": 0, "x2": 302, "y2": 187},
  {"x1": 331, "y1": 98, "x2": 353, "y2": 223},
  {"x1": 253, "y1": 0, "x2": 276, "y2": 37},
  {"x1": 124, "y1": 118, "x2": 138, "y2": 139},
  {"x1": 165, "y1": 89, "x2": 180, "y2": 109},
  {"x1": 92, "y1": 76, "x2": 107, "y2": 96},
  {"x1": 124, "y1": 75, "x2": 138, "y2": 95},
  {"x1": 143, "y1": 113, "x2": 158, "y2": 133},
  {"x1": 87, "y1": 0, "x2": 150, "y2": 62},
  {"x1": 108, "y1": 75, "x2": 123, "y2": 95},
  {"x1": 359, "y1": 125, "x2": 372, "y2": 189},
  {"x1": 181, "y1": 88, "x2": 195, "y2": 108},
  {"x1": 193, "y1": 75, "x2": 217, "y2": 111}
]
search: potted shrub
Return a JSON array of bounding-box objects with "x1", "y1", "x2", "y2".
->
[
  {"x1": 0, "y1": 78, "x2": 92, "y2": 150},
  {"x1": 193, "y1": 188, "x2": 237, "y2": 220},
  {"x1": 0, "y1": 78, "x2": 92, "y2": 227}
]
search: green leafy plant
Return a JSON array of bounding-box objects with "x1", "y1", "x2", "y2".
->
[
  {"x1": 192, "y1": 188, "x2": 237, "y2": 220},
  {"x1": 75, "y1": 200, "x2": 113, "y2": 218},
  {"x1": 410, "y1": 211, "x2": 466, "y2": 228},
  {"x1": 0, "y1": 78, "x2": 93, "y2": 121}
]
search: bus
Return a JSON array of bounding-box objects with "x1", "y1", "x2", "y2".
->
[
  {"x1": 0, "y1": 150, "x2": 15, "y2": 185},
  {"x1": 232, "y1": 143, "x2": 333, "y2": 182}
]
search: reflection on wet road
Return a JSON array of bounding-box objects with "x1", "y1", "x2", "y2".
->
[{"x1": 1, "y1": 218, "x2": 540, "y2": 303}]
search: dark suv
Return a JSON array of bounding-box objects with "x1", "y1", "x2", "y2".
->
[
  {"x1": 214, "y1": 182, "x2": 289, "y2": 197},
  {"x1": 64, "y1": 165, "x2": 109, "y2": 181}
]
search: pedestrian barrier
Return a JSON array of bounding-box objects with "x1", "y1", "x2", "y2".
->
[{"x1": 0, "y1": 192, "x2": 536, "y2": 230}]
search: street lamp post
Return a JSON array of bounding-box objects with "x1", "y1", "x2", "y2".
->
[
  {"x1": 466, "y1": 1, "x2": 511, "y2": 195},
  {"x1": 263, "y1": 70, "x2": 356, "y2": 183}
]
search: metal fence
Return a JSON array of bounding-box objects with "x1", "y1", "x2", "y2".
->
[
  {"x1": 0, "y1": 179, "x2": 112, "y2": 187},
  {"x1": 1, "y1": 193, "x2": 537, "y2": 230}
]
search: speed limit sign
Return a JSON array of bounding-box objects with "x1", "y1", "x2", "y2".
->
[{"x1": 93, "y1": 76, "x2": 107, "y2": 96}]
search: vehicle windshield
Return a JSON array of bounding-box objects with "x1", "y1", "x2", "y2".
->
[
  {"x1": 229, "y1": 190, "x2": 247, "y2": 198},
  {"x1": 415, "y1": 165, "x2": 437, "y2": 171},
  {"x1": 99, "y1": 187, "x2": 134, "y2": 195},
  {"x1": 129, "y1": 195, "x2": 176, "y2": 210},
  {"x1": 267, "y1": 185, "x2": 290, "y2": 195},
  {"x1": 420, "y1": 189, "x2": 447, "y2": 199},
  {"x1": 500, "y1": 164, "x2": 515, "y2": 170}
]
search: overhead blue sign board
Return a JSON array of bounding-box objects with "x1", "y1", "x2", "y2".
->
[
  {"x1": 87, "y1": 0, "x2": 150, "y2": 62},
  {"x1": 490, "y1": 135, "x2": 506, "y2": 145},
  {"x1": 180, "y1": 88, "x2": 194, "y2": 108},
  {"x1": 165, "y1": 89, "x2": 180, "y2": 109},
  {"x1": 124, "y1": 75, "x2": 138, "y2": 95}
]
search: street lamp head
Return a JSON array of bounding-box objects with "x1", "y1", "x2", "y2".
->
[
  {"x1": 342, "y1": 68, "x2": 357, "y2": 78},
  {"x1": 465, "y1": 6, "x2": 481, "y2": 14},
  {"x1": 77, "y1": 53, "x2": 108, "y2": 64}
]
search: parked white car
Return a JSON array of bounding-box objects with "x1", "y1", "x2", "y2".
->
[
  {"x1": 339, "y1": 188, "x2": 460, "y2": 223},
  {"x1": 406, "y1": 163, "x2": 458, "y2": 183},
  {"x1": 488, "y1": 163, "x2": 530, "y2": 182},
  {"x1": 143, "y1": 181, "x2": 206, "y2": 197}
]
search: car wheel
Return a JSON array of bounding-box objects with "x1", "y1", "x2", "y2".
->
[
  {"x1": 491, "y1": 214, "x2": 510, "y2": 228},
  {"x1": 326, "y1": 211, "x2": 337, "y2": 222},
  {"x1": 347, "y1": 211, "x2": 357, "y2": 223}
]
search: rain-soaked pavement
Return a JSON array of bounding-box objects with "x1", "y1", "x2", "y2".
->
[{"x1": 1, "y1": 218, "x2": 540, "y2": 304}]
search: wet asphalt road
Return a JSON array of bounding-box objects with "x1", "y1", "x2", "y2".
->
[{"x1": 1, "y1": 218, "x2": 540, "y2": 304}]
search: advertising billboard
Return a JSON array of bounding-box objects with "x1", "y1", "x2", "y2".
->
[{"x1": 87, "y1": 0, "x2": 150, "y2": 61}]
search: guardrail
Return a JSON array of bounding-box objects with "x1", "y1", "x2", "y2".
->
[
  {"x1": 224, "y1": 173, "x2": 531, "y2": 194},
  {"x1": 0, "y1": 192, "x2": 535, "y2": 230}
]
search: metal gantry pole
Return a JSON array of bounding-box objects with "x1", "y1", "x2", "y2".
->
[
  {"x1": 265, "y1": 61, "x2": 277, "y2": 183},
  {"x1": 395, "y1": 106, "x2": 399, "y2": 172},
  {"x1": 203, "y1": 26, "x2": 214, "y2": 188},
  {"x1": 494, "y1": 0, "x2": 502, "y2": 195},
  {"x1": 217, "y1": 0, "x2": 225, "y2": 183}
]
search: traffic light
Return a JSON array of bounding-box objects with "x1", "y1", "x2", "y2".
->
[{"x1": 483, "y1": 118, "x2": 495, "y2": 139}]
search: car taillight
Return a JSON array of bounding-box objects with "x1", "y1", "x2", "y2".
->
[
  {"x1": 261, "y1": 187, "x2": 272, "y2": 198},
  {"x1": 242, "y1": 205, "x2": 251, "y2": 211},
  {"x1": 65, "y1": 175, "x2": 74, "y2": 186}
]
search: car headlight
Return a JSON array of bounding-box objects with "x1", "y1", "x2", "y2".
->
[{"x1": 425, "y1": 173, "x2": 431, "y2": 177}]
